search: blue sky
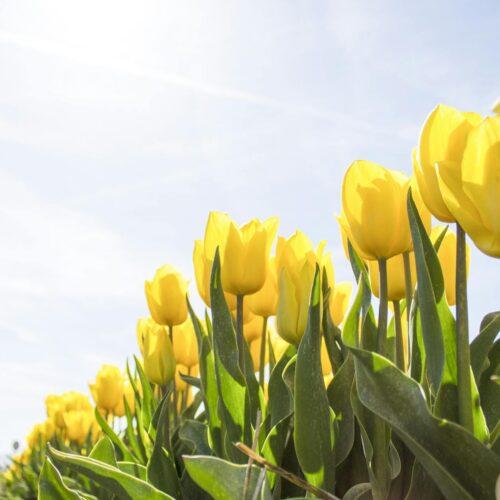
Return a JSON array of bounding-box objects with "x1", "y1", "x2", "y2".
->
[{"x1": 0, "y1": 0, "x2": 499, "y2": 454}]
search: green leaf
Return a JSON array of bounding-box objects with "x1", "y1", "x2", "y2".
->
[
  {"x1": 179, "y1": 420, "x2": 212, "y2": 456},
  {"x1": 179, "y1": 373, "x2": 201, "y2": 389},
  {"x1": 407, "y1": 190, "x2": 445, "y2": 391},
  {"x1": 146, "y1": 395, "x2": 181, "y2": 498},
  {"x1": 294, "y1": 265, "x2": 336, "y2": 492},
  {"x1": 209, "y1": 249, "x2": 252, "y2": 462},
  {"x1": 89, "y1": 436, "x2": 117, "y2": 466},
  {"x1": 94, "y1": 409, "x2": 135, "y2": 462},
  {"x1": 133, "y1": 354, "x2": 155, "y2": 433},
  {"x1": 187, "y1": 300, "x2": 223, "y2": 457},
  {"x1": 342, "y1": 482, "x2": 372, "y2": 500},
  {"x1": 183, "y1": 455, "x2": 272, "y2": 500},
  {"x1": 123, "y1": 394, "x2": 148, "y2": 464},
  {"x1": 47, "y1": 444, "x2": 173, "y2": 500},
  {"x1": 350, "y1": 348, "x2": 500, "y2": 499},
  {"x1": 118, "y1": 462, "x2": 148, "y2": 481},
  {"x1": 471, "y1": 312, "x2": 500, "y2": 383},
  {"x1": 38, "y1": 458, "x2": 83, "y2": 500},
  {"x1": 326, "y1": 353, "x2": 355, "y2": 465},
  {"x1": 478, "y1": 340, "x2": 500, "y2": 431}
]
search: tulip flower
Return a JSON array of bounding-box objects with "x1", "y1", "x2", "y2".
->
[
  {"x1": 172, "y1": 318, "x2": 199, "y2": 369},
  {"x1": 329, "y1": 282, "x2": 353, "y2": 327},
  {"x1": 141, "y1": 318, "x2": 176, "y2": 386},
  {"x1": 63, "y1": 410, "x2": 93, "y2": 445},
  {"x1": 415, "y1": 104, "x2": 482, "y2": 222},
  {"x1": 436, "y1": 116, "x2": 500, "y2": 258},
  {"x1": 276, "y1": 231, "x2": 325, "y2": 344},
  {"x1": 221, "y1": 216, "x2": 279, "y2": 296},
  {"x1": 368, "y1": 253, "x2": 416, "y2": 302},
  {"x1": 26, "y1": 420, "x2": 55, "y2": 449},
  {"x1": 243, "y1": 313, "x2": 266, "y2": 343},
  {"x1": 46, "y1": 392, "x2": 93, "y2": 429},
  {"x1": 89, "y1": 365, "x2": 125, "y2": 415},
  {"x1": 113, "y1": 383, "x2": 136, "y2": 418},
  {"x1": 430, "y1": 226, "x2": 470, "y2": 306},
  {"x1": 247, "y1": 257, "x2": 278, "y2": 318},
  {"x1": 145, "y1": 264, "x2": 188, "y2": 327},
  {"x1": 342, "y1": 160, "x2": 412, "y2": 260}
]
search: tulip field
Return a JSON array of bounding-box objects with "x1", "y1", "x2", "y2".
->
[{"x1": 1, "y1": 104, "x2": 500, "y2": 499}]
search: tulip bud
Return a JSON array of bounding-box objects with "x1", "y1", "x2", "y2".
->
[
  {"x1": 243, "y1": 313, "x2": 266, "y2": 343},
  {"x1": 437, "y1": 116, "x2": 500, "y2": 257},
  {"x1": 63, "y1": 410, "x2": 93, "y2": 445},
  {"x1": 141, "y1": 318, "x2": 176, "y2": 386},
  {"x1": 368, "y1": 253, "x2": 416, "y2": 302},
  {"x1": 113, "y1": 383, "x2": 136, "y2": 418},
  {"x1": 275, "y1": 231, "x2": 323, "y2": 344},
  {"x1": 431, "y1": 226, "x2": 470, "y2": 306},
  {"x1": 329, "y1": 282, "x2": 353, "y2": 326},
  {"x1": 89, "y1": 365, "x2": 125, "y2": 415},
  {"x1": 415, "y1": 104, "x2": 482, "y2": 222},
  {"x1": 145, "y1": 264, "x2": 188, "y2": 327},
  {"x1": 172, "y1": 318, "x2": 199, "y2": 368},
  {"x1": 221, "y1": 216, "x2": 279, "y2": 296},
  {"x1": 342, "y1": 160, "x2": 412, "y2": 260}
]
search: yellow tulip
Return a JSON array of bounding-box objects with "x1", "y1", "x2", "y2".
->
[
  {"x1": 269, "y1": 324, "x2": 290, "y2": 362},
  {"x1": 89, "y1": 365, "x2": 125, "y2": 415},
  {"x1": 243, "y1": 313, "x2": 266, "y2": 343},
  {"x1": 172, "y1": 318, "x2": 199, "y2": 368},
  {"x1": 141, "y1": 319, "x2": 176, "y2": 386},
  {"x1": 336, "y1": 212, "x2": 371, "y2": 261},
  {"x1": 221, "y1": 216, "x2": 279, "y2": 296},
  {"x1": 63, "y1": 410, "x2": 93, "y2": 445},
  {"x1": 368, "y1": 253, "x2": 416, "y2": 302},
  {"x1": 113, "y1": 383, "x2": 135, "y2": 418},
  {"x1": 145, "y1": 264, "x2": 188, "y2": 327},
  {"x1": 247, "y1": 257, "x2": 278, "y2": 318},
  {"x1": 431, "y1": 226, "x2": 470, "y2": 306},
  {"x1": 329, "y1": 282, "x2": 353, "y2": 326},
  {"x1": 415, "y1": 104, "x2": 482, "y2": 222},
  {"x1": 26, "y1": 419, "x2": 55, "y2": 449},
  {"x1": 275, "y1": 231, "x2": 324, "y2": 344},
  {"x1": 437, "y1": 116, "x2": 500, "y2": 257},
  {"x1": 46, "y1": 392, "x2": 93, "y2": 429},
  {"x1": 409, "y1": 171, "x2": 432, "y2": 235},
  {"x1": 342, "y1": 160, "x2": 412, "y2": 260}
]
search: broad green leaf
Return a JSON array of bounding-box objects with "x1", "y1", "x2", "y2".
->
[
  {"x1": 294, "y1": 266, "x2": 336, "y2": 492},
  {"x1": 146, "y1": 395, "x2": 181, "y2": 498},
  {"x1": 179, "y1": 420, "x2": 212, "y2": 456},
  {"x1": 351, "y1": 347, "x2": 500, "y2": 499},
  {"x1": 407, "y1": 190, "x2": 445, "y2": 391},
  {"x1": 118, "y1": 462, "x2": 147, "y2": 481},
  {"x1": 326, "y1": 353, "x2": 355, "y2": 465},
  {"x1": 210, "y1": 249, "x2": 252, "y2": 462},
  {"x1": 471, "y1": 312, "x2": 500, "y2": 383},
  {"x1": 38, "y1": 458, "x2": 83, "y2": 500},
  {"x1": 94, "y1": 409, "x2": 135, "y2": 462},
  {"x1": 89, "y1": 436, "x2": 117, "y2": 466},
  {"x1": 343, "y1": 482, "x2": 372, "y2": 500},
  {"x1": 47, "y1": 444, "x2": 173, "y2": 500},
  {"x1": 183, "y1": 455, "x2": 272, "y2": 500},
  {"x1": 188, "y1": 299, "x2": 223, "y2": 457},
  {"x1": 405, "y1": 461, "x2": 444, "y2": 500}
]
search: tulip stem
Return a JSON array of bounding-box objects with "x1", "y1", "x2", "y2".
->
[
  {"x1": 168, "y1": 326, "x2": 179, "y2": 428},
  {"x1": 402, "y1": 251, "x2": 413, "y2": 328},
  {"x1": 456, "y1": 223, "x2": 473, "y2": 433},
  {"x1": 160, "y1": 384, "x2": 170, "y2": 447},
  {"x1": 259, "y1": 317, "x2": 268, "y2": 388},
  {"x1": 393, "y1": 300, "x2": 405, "y2": 371},
  {"x1": 236, "y1": 295, "x2": 246, "y2": 374},
  {"x1": 181, "y1": 367, "x2": 191, "y2": 411},
  {"x1": 377, "y1": 258, "x2": 388, "y2": 355}
]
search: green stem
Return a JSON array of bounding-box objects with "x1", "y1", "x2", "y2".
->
[
  {"x1": 258, "y1": 317, "x2": 268, "y2": 388},
  {"x1": 403, "y1": 251, "x2": 413, "y2": 329},
  {"x1": 168, "y1": 326, "x2": 179, "y2": 428},
  {"x1": 160, "y1": 384, "x2": 170, "y2": 447},
  {"x1": 268, "y1": 333, "x2": 276, "y2": 373},
  {"x1": 181, "y1": 366, "x2": 191, "y2": 412},
  {"x1": 393, "y1": 300, "x2": 405, "y2": 371},
  {"x1": 456, "y1": 223, "x2": 473, "y2": 432},
  {"x1": 377, "y1": 258, "x2": 388, "y2": 355},
  {"x1": 236, "y1": 294, "x2": 246, "y2": 374}
]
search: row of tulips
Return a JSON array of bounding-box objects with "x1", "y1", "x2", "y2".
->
[{"x1": 1, "y1": 104, "x2": 499, "y2": 500}]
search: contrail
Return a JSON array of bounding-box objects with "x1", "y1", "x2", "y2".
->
[{"x1": 0, "y1": 29, "x2": 379, "y2": 133}]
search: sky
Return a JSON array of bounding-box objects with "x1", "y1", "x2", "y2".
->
[{"x1": 0, "y1": 0, "x2": 499, "y2": 455}]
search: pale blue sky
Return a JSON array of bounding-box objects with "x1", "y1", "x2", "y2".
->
[{"x1": 0, "y1": 0, "x2": 499, "y2": 454}]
